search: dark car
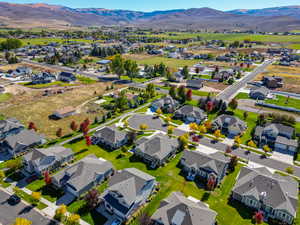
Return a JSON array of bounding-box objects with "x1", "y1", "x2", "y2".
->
[{"x1": 8, "y1": 194, "x2": 21, "y2": 205}]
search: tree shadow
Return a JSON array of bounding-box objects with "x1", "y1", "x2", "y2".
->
[
  {"x1": 228, "y1": 198, "x2": 254, "y2": 221},
  {"x1": 74, "y1": 148, "x2": 88, "y2": 156},
  {"x1": 201, "y1": 192, "x2": 211, "y2": 202},
  {"x1": 18, "y1": 205, "x2": 34, "y2": 215}
]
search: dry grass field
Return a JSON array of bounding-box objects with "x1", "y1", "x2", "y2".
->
[{"x1": 0, "y1": 82, "x2": 119, "y2": 139}]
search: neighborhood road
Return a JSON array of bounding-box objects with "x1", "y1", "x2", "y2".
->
[
  {"x1": 0, "y1": 189, "x2": 56, "y2": 225},
  {"x1": 217, "y1": 60, "x2": 273, "y2": 101}
]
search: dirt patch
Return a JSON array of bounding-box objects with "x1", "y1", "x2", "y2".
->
[{"x1": 204, "y1": 81, "x2": 228, "y2": 91}]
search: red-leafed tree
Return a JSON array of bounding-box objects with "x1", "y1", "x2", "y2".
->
[
  {"x1": 56, "y1": 128, "x2": 63, "y2": 138},
  {"x1": 85, "y1": 136, "x2": 92, "y2": 146},
  {"x1": 186, "y1": 89, "x2": 192, "y2": 101},
  {"x1": 82, "y1": 126, "x2": 89, "y2": 136},
  {"x1": 28, "y1": 122, "x2": 37, "y2": 131},
  {"x1": 84, "y1": 189, "x2": 100, "y2": 209},
  {"x1": 206, "y1": 101, "x2": 214, "y2": 112},
  {"x1": 253, "y1": 211, "x2": 264, "y2": 224},
  {"x1": 192, "y1": 136, "x2": 200, "y2": 142},
  {"x1": 207, "y1": 175, "x2": 216, "y2": 191},
  {"x1": 225, "y1": 146, "x2": 232, "y2": 154},
  {"x1": 44, "y1": 171, "x2": 52, "y2": 185},
  {"x1": 70, "y1": 121, "x2": 78, "y2": 132},
  {"x1": 84, "y1": 118, "x2": 90, "y2": 127}
]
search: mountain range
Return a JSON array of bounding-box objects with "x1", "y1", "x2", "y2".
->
[{"x1": 0, "y1": 2, "x2": 300, "y2": 32}]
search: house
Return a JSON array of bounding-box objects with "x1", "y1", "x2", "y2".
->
[
  {"x1": 171, "y1": 72, "x2": 184, "y2": 83},
  {"x1": 180, "y1": 150, "x2": 229, "y2": 185},
  {"x1": 23, "y1": 146, "x2": 73, "y2": 176},
  {"x1": 31, "y1": 72, "x2": 56, "y2": 84},
  {"x1": 232, "y1": 166, "x2": 298, "y2": 225},
  {"x1": 249, "y1": 86, "x2": 270, "y2": 100},
  {"x1": 9, "y1": 67, "x2": 32, "y2": 78},
  {"x1": 151, "y1": 192, "x2": 217, "y2": 225},
  {"x1": 92, "y1": 126, "x2": 128, "y2": 150},
  {"x1": 151, "y1": 96, "x2": 179, "y2": 113},
  {"x1": 212, "y1": 114, "x2": 247, "y2": 138},
  {"x1": 174, "y1": 105, "x2": 207, "y2": 124},
  {"x1": 1, "y1": 129, "x2": 45, "y2": 157},
  {"x1": 101, "y1": 168, "x2": 157, "y2": 221},
  {"x1": 213, "y1": 69, "x2": 235, "y2": 82},
  {"x1": 53, "y1": 106, "x2": 77, "y2": 119},
  {"x1": 52, "y1": 154, "x2": 113, "y2": 198},
  {"x1": 254, "y1": 123, "x2": 298, "y2": 156},
  {"x1": 134, "y1": 133, "x2": 178, "y2": 168},
  {"x1": 186, "y1": 79, "x2": 203, "y2": 89},
  {"x1": 58, "y1": 72, "x2": 76, "y2": 83},
  {"x1": 0, "y1": 118, "x2": 24, "y2": 140},
  {"x1": 262, "y1": 76, "x2": 283, "y2": 89}
]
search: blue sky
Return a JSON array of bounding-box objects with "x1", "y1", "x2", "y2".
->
[{"x1": 4, "y1": 0, "x2": 300, "y2": 11}]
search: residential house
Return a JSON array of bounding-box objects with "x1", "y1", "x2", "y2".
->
[
  {"x1": 9, "y1": 67, "x2": 32, "y2": 78},
  {"x1": 174, "y1": 105, "x2": 207, "y2": 124},
  {"x1": 96, "y1": 59, "x2": 111, "y2": 65},
  {"x1": 92, "y1": 126, "x2": 128, "y2": 150},
  {"x1": 53, "y1": 106, "x2": 77, "y2": 119},
  {"x1": 212, "y1": 114, "x2": 247, "y2": 138},
  {"x1": 0, "y1": 118, "x2": 24, "y2": 140},
  {"x1": 31, "y1": 72, "x2": 56, "y2": 84},
  {"x1": 262, "y1": 76, "x2": 283, "y2": 89},
  {"x1": 58, "y1": 72, "x2": 76, "y2": 83},
  {"x1": 213, "y1": 69, "x2": 235, "y2": 82},
  {"x1": 134, "y1": 133, "x2": 178, "y2": 168},
  {"x1": 101, "y1": 168, "x2": 157, "y2": 221},
  {"x1": 254, "y1": 123, "x2": 298, "y2": 156},
  {"x1": 52, "y1": 154, "x2": 113, "y2": 198},
  {"x1": 23, "y1": 146, "x2": 73, "y2": 176},
  {"x1": 1, "y1": 129, "x2": 45, "y2": 157},
  {"x1": 186, "y1": 79, "x2": 203, "y2": 89},
  {"x1": 232, "y1": 166, "x2": 298, "y2": 225},
  {"x1": 180, "y1": 150, "x2": 229, "y2": 185},
  {"x1": 249, "y1": 86, "x2": 270, "y2": 100},
  {"x1": 151, "y1": 192, "x2": 217, "y2": 225},
  {"x1": 151, "y1": 96, "x2": 179, "y2": 113}
]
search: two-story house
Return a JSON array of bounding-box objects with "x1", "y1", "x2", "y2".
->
[
  {"x1": 151, "y1": 192, "x2": 217, "y2": 225},
  {"x1": 23, "y1": 146, "x2": 74, "y2": 176},
  {"x1": 134, "y1": 133, "x2": 178, "y2": 168},
  {"x1": 92, "y1": 126, "x2": 128, "y2": 150},
  {"x1": 254, "y1": 123, "x2": 298, "y2": 156},
  {"x1": 180, "y1": 150, "x2": 229, "y2": 185},
  {"x1": 174, "y1": 105, "x2": 207, "y2": 124},
  {"x1": 151, "y1": 96, "x2": 179, "y2": 113},
  {"x1": 232, "y1": 166, "x2": 298, "y2": 225},
  {"x1": 100, "y1": 168, "x2": 156, "y2": 222},
  {"x1": 52, "y1": 154, "x2": 113, "y2": 198},
  {"x1": 58, "y1": 72, "x2": 76, "y2": 83}
]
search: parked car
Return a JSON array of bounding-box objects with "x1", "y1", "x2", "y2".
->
[
  {"x1": 8, "y1": 195, "x2": 21, "y2": 205},
  {"x1": 111, "y1": 219, "x2": 122, "y2": 225}
]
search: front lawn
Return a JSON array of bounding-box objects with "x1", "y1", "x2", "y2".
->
[
  {"x1": 235, "y1": 92, "x2": 250, "y2": 100},
  {"x1": 15, "y1": 189, "x2": 48, "y2": 210},
  {"x1": 265, "y1": 95, "x2": 300, "y2": 110}
]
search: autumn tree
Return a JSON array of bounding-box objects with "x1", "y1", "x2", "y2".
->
[
  {"x1": 229, "y1": 155, "x2": 238, "y2": 172},
  {"x1": 155, "y1": 108, "x2": 162, "y2": 118},
  {"x1": 177, "y1": 85, "x2": 186, "y2": 103},
  {"x1": 206, "y1": 101, "x2": 214, "y2": 112},
  {"x1": 66, "y1": 214, "x2": 81, "y2": 225},
  {"x1": 213, "y1": 130, "x2": 221, "y2": 141},
  {"x1": 207, "y1": 175, "x2": 216, "y2": 191},
  {"x1": 28, "y1": 122, "x2": 37, "y2": 131},
  {"x1": 253, "y1": 211, "x2": 264, "y2": 224},
  {"x1": 263, "y1": 145, "x2": 271, "y2": 157},
  {"x1": 55, "y1": 204, "x2": 67, "y2": 221},
  {"x1": 31, "y1": 192, "x2": 41, "y2": 205},
  {"x1": 169, "y1": 86, "x2": 177, "y2": 99},
  {"x1": 167, "y1": 126, "x2": 175, "y2": 136},
  {"x1": 44, "y1": 171, "x2": 52, "y2": 185},
  {"x1": 234, "y1": 136, "x2": 242, "y2": 148},
  {"x1": 186, "y1": 89, "x2": 192, "y2": 101},
  {"x1": 228, "y1": 98, "x2": 238, "y2": 111},
  {"x1": 84, "y1": 189, "x2": 100, "y2": 209},
  {"x1": 70, "y1": 121, "x2": 78, "y2": 132},
  {"x1": 247, "y1": 140, "x2": 257, "y2": 148},
  {"x1": 56, "y1": 128, "x2": 63, "y2": 138},
  {"x1": 286, "y1": 167, "x2": 294, "y2": 174},
  {"x1": 0, "y1": 170, "x2": 4, "y2": 182},
  {"x1": 198, "y1": 125, "x2": 207, "y2": 136},
  {"x1": 140, "y1": 124, "x2": 148, "y2": 133},
  {"x1": 85, "y1": 136, "x2": 92, "y2": 146},
  {"x1": 189, "y1": 123, "x2": 198, "y2": 133},
  {"x1": 204, "y1": 120, "x2": 212, "y2": 130},
  {"x1": 243, "y1": 111, "x2": 249, "y2": 120},
  {"x1": 225, "y1": 146, "x2": 232, "y2": 154},
  {"x1": 12, "y1": 218, "x2": 32, "y2": 225},
  {"x1": 178, "y1": 134, "x2": 188, "y2": 151},
  {"x1": 164, "y1": 116, "x2": 171, "y2": 126}
]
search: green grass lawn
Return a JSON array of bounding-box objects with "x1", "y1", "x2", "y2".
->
[
  {"x1": 21, "y1": 81, "x2": 76, "y2": 89},
  {"x1": 15, "y1": 189, "x2": 47, "y2": 210},
  {"x1": 120, "y1": 75, "x2": 149, "y2": 83},
  {"x1": 265, "y1": 95, "x2": 300, "y2": 110},
  {"x1": 0, "y1": 93, "x2": 12, "y2": 103},
  {"x1": 235, "y1": 92, "x2": 250, "y2": 100},
  {"x1": 76, "y1": 75, "x2": 97, "y2": 84},
  {"x1": 63, "y1": 137, "x2": 266, "y2": 225}
]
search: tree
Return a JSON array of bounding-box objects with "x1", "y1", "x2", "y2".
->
[
  {"x1": 85, "y1": 136, "x2": 92, "y2": 146},
  {"x1": 178, "y1": 134, "x2": 188, "y2": 150},
  {"x1": 182, "y1": 66, "x2": 190, "y2": 79},
  {"x1": 177, "y1": 85, "x2": 186, "y2": 103},
  {"x1": 123, "y1": 120, "x2": 129, "y2": 128},
  {"x1": 204, "y1": 120, "x2": 212, "y2": 130},
  {"x1": 253, "y1": 211, "x2": 264, "y2": 224},
  {"x1": 44, "y1": 171, "x2": 52, "y2": 185},
  {"x1": 229, "y1": 155, "x2": 238, "y2": 172},
  {"x1": 139, "y1": 213, "x2": 151, "y2": 225},
  {"x1": 247, "y1": 140, "x2": 257, "y2": 148},
  {"x1": 155, "y1": 108, "x2": 162, "y2": 118},
  {"x1": 243, "y1": 111, "x2": 249, "y2": 120},
  {"x1": 56, "y1": 128, "x2": 63, "y2": 138},
  {"x1": 28, "y1": 122, "x2": 37, "y2": 131},
  {"x1": 110, "y1": 54, "x2": 125, "y2": 79},
  {"x1": 55, "y1": 204, "x2": 67, "y2": 221},
  {"x1": 12, "y1": 218, "x2": 32, "y2": 225},
  {"x1": 186, "y1": 89, "x2": 192, "y2": 101},
  {"x1": 31, "y1": 192, "x2": 41, "y2": 204},
  {"x1": 66, "y1": 214, "x2": 80, "y2": 225},
  {"x1": 207, "y1": 175, "x2": 216, "y2": 191},
  {"x1": 6, "y1": 158, "x2": 22, "y2": 172},
  {"x1": 206, "y1": 101, "x2": 214, "y2": 112},
  {"x1": 167, "y1": 126, "x2": 175, "y2": 136},
  {"x1": 140, "y1": 124, "x2": 148, "y2": 132},
  {"x1": 0, "y1": 170, "x2": 4, "y2": 182},
  {"x1": 70, "y1": 121, "x2": 78, "y2": 132},
  {"x1": 84, "y1": 189, "x2": 100, "y2": 209},
  {"x1": 225, "y1": 146, "x2": 232, "y2": 154},
  {"x1": 263, "y1": 145, "x2": 271, "y2": 156},
  {"x1": 0, "y1": 38, "x2": 22, "y2": 51},
  {"x1": 146, "y1": 83, "x2": 156, "y2": 98},
  {"x1": 228, "y1": 98, "x2": 238, "y2": 111},
  {"x1": 234, "y1": 136, "x2": 242, "y2": 147},
  {"x1": 189, "y1": 123, "x2": 198, "y2": 132},
  {"x1": 128, "y1": 130, "x2": 137, "y2": 145},
  {"x1": 169, "y1": 86, "x2": 177, "y2": 99},
  {"x1": 286, "y1": 167, "x2": 294, "y2": 174},
  {"x1": 164, "y1": 116, "x2": 171, "y2": 126},
  {"x1": 214, "y1": 130, "x2": 221, "y2": 141},
  {"x1": 198, "y1": 125, "x2": 207, "y2": 136}
]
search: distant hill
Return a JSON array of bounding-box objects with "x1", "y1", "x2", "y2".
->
[{"x1": 0, "y1": 2, "x2": 300, "y2": 32}]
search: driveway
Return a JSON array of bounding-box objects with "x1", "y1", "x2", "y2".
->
[
  {"x1": 56, "y1": 193, "x2": 76, "y2": 206},
  {"x1": 0, "y1": 189, "x2": 56, "y2": 225}
]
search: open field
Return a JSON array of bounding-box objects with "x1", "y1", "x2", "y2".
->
[
  {"x1": 0, "y1": 37, "x2": 96, "y2": 45},
  {"x1": 0, "y1": 82, "x2": 116, "y2": 139},
  {"x1": 265, "y1": 95, "x2": 300, "y2": 110}
]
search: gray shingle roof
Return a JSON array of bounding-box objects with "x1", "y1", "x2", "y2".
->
[
  {"x1": 213, "y1": 114, "x2": 247, "y2": 133},
  {"x1": 181, "y1": 150, "x2": 229, "y2": 176},
  {"x1": 152, "y1": 96, "x2": 178, "y2": 109},
  {"x1": 4, "y1": 129, "x2": 42, "y2": 150},
  {"x1": 151, "y1": 192, "x2": 217, "y2": 225},
  {"x1": 52, "y1": 154, "x2": 113, "y2": 192},
  {"x1": 93, "y1": 126, "x2": 127, "y2": 145},
  {"x1": 0, "y1": 118, "x2": 24, "y2": 135},
  {"x1": 233, "y1": 167, "x2": 298, "y2": 216},
  {"x1": 250, "y1": 86, "x2": 269, "y2": 96},
  {"x1": 136, "y1": 134, "x2": 178, "y2": 160},
  {"x1": 175, "y1": 105, "x2": 207, "y2": 121},
  {"x1": 107, "y1": 168, "x2": 155, "y2": 206}
]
